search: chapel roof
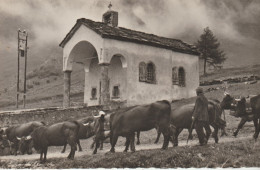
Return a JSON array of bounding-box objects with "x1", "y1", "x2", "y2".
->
[{"x1": 59, "y1": 18, "x2": 200, "y2": 56}]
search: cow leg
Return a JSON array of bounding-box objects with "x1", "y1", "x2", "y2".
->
[
  {"x1": 204, "y1": 122, "x2": 212, "y2": 143},
  {"x1": 136, "y1": 131, "x2": 140, "y2": 145},
  {"x1": 161, "y1": 127, "x2": 170, "y2": 150},
  {"x1": 77, "y1": 139, "x2": 82, "y2": 152},
  {"x1": 253, "y1": 118, "x2": 259, "y2": 140},
  {"x1": 110, "y1": 133, "x2": 118, "y2": 153},
  {"x1": 100, "y1": 141, "x2": 103, "y2": 150},
  {"x1": 67, "y1": 136, "x2": 77, "y2": 159},
  {"x1": 61, "y1": 144, "x2": 67, "y2": 153},
  {"x1": 233, "y1": 117, "x2": 247, "y2": 137},
  {"x1": 211, "y1": 125, "x2": 219, "y2": 143},
  {"x1": 154, "y1": 130, "x2": 161, "y2": 144},
  {"x1": 173, "y1": 128, "x2": 182, "y2": 146},
  {"x1": 43, "y1": 147, "x2": 48, "y2": 163},
  {"x1": 13, "y1": 142, "x2": 18, "y2": 156},
  {"x1": 130, "y1": 133, "x2": 136, "y2": 152},
  {"x1": 93, "y1": 139, "x2": 100, "y2": 154},
  {"x1": 124, "y1": 136, "x2": 130, "y2": 152},
  {"x1": 40, "y1": 149, "x2": 43, "y2": 163}
]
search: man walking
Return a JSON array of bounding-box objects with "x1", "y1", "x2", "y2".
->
[
  {"x1": 92, "y1": 111, "x2": 106, "y2": 154},
  {"x1": 192, "y1": 87, "x2": 211, "y2": 146}
]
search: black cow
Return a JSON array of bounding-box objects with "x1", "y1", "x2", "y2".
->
[
  {"x1": 231, "y1": 95, "x2": 260, "y2": 139},
  {"x1": 29, "y1": 121, "x2": 80, "y2": 163},
  {"x1": 61, "y1": 116, "x2": 95, "y2": 153},
  {"x1": 3, "y1": 121, "x2": 45, "y2": 155},
  {"x1": 109, "y1": 100, "x2": 173, "y2": 153},
  {"x1": 167, "y1": 100, "x2": 226, "y2": 146}
]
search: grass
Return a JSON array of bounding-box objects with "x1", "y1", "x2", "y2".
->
[{"x1": 1, "y1": 139, "x2": 260, "y2": 168}]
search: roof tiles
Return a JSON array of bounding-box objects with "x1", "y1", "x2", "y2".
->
[{"x1": 60, "y1": 18, "x2": 199, "y2": 56}]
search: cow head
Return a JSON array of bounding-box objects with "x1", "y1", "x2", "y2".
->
[
  {"x1": 83, "y1": 123, "x2": 95, "y2": 138},
  {"x1": 16, "y1": 135, "x2": 33, "y2": 155},
  {"x1": 233, "y1": 97, "x2": 247, "y2": 116},
  {"x1": 220, "y1": 92, "x2": 235, "y2": 110}
]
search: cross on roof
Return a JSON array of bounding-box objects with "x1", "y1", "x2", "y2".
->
[{"x1": 108, "y1": 2, "x2": 112, "y2": 10}]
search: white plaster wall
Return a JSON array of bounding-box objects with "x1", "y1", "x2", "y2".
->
[
  {"x1": 108, "y1": 56, "x2": 127, "y2": 102},
  {"x1": 84, "y1": 58, "x2": 101, "y2": 106},
  {"x1": 104, "y1": 39, "x2": 172, "y2": 106},
  {"x1": 171, "y1": 53, "x2": 199, "y2": 100},
  {"x1": 103, "y1": 39, "x2": 199, "y2": 106}
]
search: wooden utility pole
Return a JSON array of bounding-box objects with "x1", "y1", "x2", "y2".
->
[
  {"x1": 17, "y1": 29, "x2": 28, "y2": 108},
  {"x1": 16, "y1": 30, "x2": 20, "y2": 108},
  {"x1": 23, "y1": 33, "x2": 28, "y2": 108}
]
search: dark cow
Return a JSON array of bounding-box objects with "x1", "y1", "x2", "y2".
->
[
  {"x1": 136, "y1": 126, "x2": 160, "y2": 145},
  {"x1": 3, "y1": 121, "x2": 45, "y2": 155},
  {"x1": 231, "y1": 95, "x2": 260, "y2": 139},
  {"x1": 170, "y1": 100, "x2": 226, "y2": 146},
  {"x1": 90, "y1": 114, "x2": 111, "y2": 152},
  {"x1": 109, "y1": 100, "x2": 172, "y2": 153},
  {"x1": 29, "y1": 121, "x2": 80, "y2": 163},
  {"x1": 61, "y1": 116, "x2": 95, "y2": 153}
]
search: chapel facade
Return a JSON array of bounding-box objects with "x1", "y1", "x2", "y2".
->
[{"x1": 59, "y1": 6, "x2": 200, "y2": 108}]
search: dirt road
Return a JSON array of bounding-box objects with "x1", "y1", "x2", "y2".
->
[{"x1": 0, "y1": 135, "x2": 254, "y2": 161}]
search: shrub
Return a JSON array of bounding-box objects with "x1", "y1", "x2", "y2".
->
[{"x1": 46, "y1": 80, "x2": 50, "y2": 84}]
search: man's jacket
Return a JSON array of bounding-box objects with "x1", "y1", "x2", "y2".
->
[{"x1": 193, "y1": 94, "x2": 209, "y2": 121}]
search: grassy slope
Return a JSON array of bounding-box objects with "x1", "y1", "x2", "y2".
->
[
  {"x1": 0, "y1": 139, "x2": 259, "y2": 168},
  {"x1": 51, "y1": 139, "x2": 260, "y2": 168}
]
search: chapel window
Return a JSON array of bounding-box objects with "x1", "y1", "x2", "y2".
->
[
  {"x1": 139, "y1": 62, "x2": 146, "y2": 82},
  {"x1": 91, "y1": 87, "x2": 97, "y2": 100},
  {"x1": 146, "y1": 62, "x2": 156, "y2": 84},
  {"x1": 178, "y1": 67, "x2": 185, "y2": 87},
  {"x1": 112, "y1": 85, "x2": 120, "y2": 98},
  {"x1": 172, "y1": 67, "x2": 178, "y2": 85}
]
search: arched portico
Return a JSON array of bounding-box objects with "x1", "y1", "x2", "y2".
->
[{"x1": 109, "y1": 54, "x2": 127, "y2": 102}]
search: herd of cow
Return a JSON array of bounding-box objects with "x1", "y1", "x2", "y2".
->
[{"x1": 0, "y1": 93, "x2": 259, "y2": 163}]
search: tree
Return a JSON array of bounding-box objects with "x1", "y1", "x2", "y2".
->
[{"x1": 196, "y1": 27, "x2": 226, "y2": 75}]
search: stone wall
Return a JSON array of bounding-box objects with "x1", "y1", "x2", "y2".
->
[{"x1": 0, "y1": 106, "x2": 102, "y2": 128}]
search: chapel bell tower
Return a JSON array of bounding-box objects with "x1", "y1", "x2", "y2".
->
[{"x1": 102, "y1": 2, "x2": 118, "y2": 27}]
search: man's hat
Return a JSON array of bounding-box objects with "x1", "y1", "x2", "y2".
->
[
  {"x1": 196, "y1": 87, "x2": 203, "y2": 93},
  {"x1": 94, "y1": 111, "x2": 106, "y2": 118}
]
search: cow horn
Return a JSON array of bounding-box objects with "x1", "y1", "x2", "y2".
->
[
  {"x1": 16, "y1": 137, "x2": 21, "y2": 141},
  {"x1": 25, "y1": 135, "x2": 32, "y2": 140},
  {"x1": 83, "y1": 123, "x2": 89, "y2": 126}
]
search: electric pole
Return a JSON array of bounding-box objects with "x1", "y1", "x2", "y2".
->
[{"x1": 17, "y1": 29, "x2": 28, "y2": 108}]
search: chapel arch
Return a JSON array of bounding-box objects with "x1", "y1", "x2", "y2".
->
[
  {"x1": 109, "y1": 54, "x2": 127, "y2": 100},
  {"x1": 63, "y1": 40, "x2": 99, "y2": 107},
  {"x1": 67, "y1": 40, "x2": 99, "y2": 72}
]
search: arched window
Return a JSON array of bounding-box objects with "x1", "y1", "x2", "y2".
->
[
  {"x1": 146, "y1": 62, "x2": 156, "y2": 83},
  {"x1": 139, "y1": 62, "x2": 146, "y2": 82},
  {"x1": 172, "y1": 67, "x2": 178, "y2": 85},
  {"x1": 178, "y1": 67, "x2": 185, "y2": 87}
]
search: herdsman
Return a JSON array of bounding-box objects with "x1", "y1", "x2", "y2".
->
[
  {"x1": 93, "y1": 111, "x2": 106, "y2": 154},
  {"x1": 192, "y1": 87, "x2": 211, "y2": 146}
]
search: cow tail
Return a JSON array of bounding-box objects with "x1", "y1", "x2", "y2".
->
[
  {"x1": 209, "y1": 101, "x2": 217, "y2": 125},
  {"x1": 72, "y1": 121, "x2": 80, "y2": 141}
]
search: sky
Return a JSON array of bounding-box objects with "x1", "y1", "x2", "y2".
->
[{"x1": 0, "y1": 0, "x2": 260, "y2": 68}]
